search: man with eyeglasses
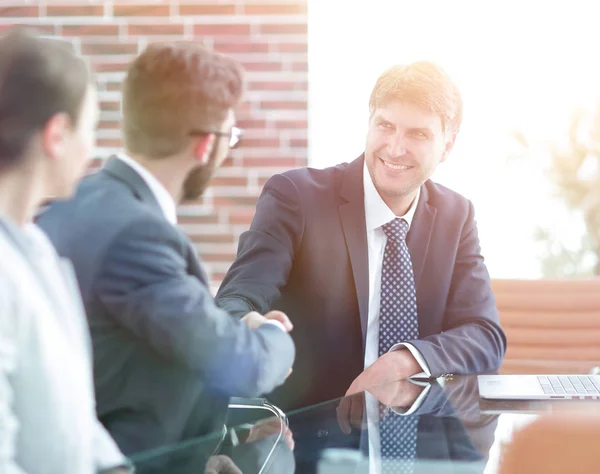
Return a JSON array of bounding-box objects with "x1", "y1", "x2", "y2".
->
[{"x1": 37, "y1": 41, "x2": 295, "y2": 460}]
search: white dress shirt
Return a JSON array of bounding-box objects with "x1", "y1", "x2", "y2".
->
[
  {"x1": 116, "y1": 153, "x2": 286, "y2": 332},
  {"x1": 363, "y1": 162, "x2": 430, "y2": 376},
  {"x1": 117, "y1": 153, "x2": 178, "y2": 225},
  {"x1": 362, "y1": 163, "x2": 434, "y2": 471},
  {"x1": 0, "y1": 216, "x2": 127, "y2": 474}
]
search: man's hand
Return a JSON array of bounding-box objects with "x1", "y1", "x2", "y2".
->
[
  {"x1": 205, "y1": 455, "x2": 243, "y2": 474},
  {"x1": 345, "y1": 349, "x2": 421, "y2": 396},
  {"x1": 264, "y1": 310, "x2": 293, "y2": 332},
  {"x1": 246, "y1": 416, "x2": 295, "y2": 450},
  {"x1": 368, "y1": 379, "x2": 425, "y2": 408},
  {"x1": 241, "y1": 310, "x2": 293, "y2": 332},
  {"x1": 336, "y1": 380, "x2": 424, "y2": 434},
  {"x1": 241, "y1": 311, "x2": 268, "y2": 329}
]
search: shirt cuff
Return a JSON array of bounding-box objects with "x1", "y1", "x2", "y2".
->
[
  {"x1": 264, "y1": 320, "x2": 286, "y2": 332},
  {"x1": 389, "y1": 382, "x2": 432, "y2": 416},
  {"x1": 388, "y1": 342, "x2": 431, "y2": 377}
]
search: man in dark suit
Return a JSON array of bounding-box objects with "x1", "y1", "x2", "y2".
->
[
  {"x1": 37, "y1": 42, "x2": 295, "y2": 455},
  {"x1": 216, "y1": 61, "x2": 506, "y2": 411}
]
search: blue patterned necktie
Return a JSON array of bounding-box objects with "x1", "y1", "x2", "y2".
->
[
  {"x1": 378, "y1": 217, "x2": 419, "y2": 473},
  {"x1": 378, "y1": 217, "x2": 419, "y2": 356}
]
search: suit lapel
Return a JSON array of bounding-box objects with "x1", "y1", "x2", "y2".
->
[
  {"x1": 101, "y1": 156, "x2": 163, "y2": 215},
  {"x1": 103, "y1": 156, "x2": 210, "y2": 285},
  {"x1": 338, "y1": 156, "x2": 369, "y2": 348},
  {"x1": 406, "y1": 183, "x2": 437, "y2": 311}
]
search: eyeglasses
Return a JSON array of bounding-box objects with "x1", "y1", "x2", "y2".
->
[{"x1": 188, "y1": 126, "x2": 243, "y2": 149}]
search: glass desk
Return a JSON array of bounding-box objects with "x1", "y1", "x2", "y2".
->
[{"x1": 129, "y1": 374, "x2": 600, "y2": 473}]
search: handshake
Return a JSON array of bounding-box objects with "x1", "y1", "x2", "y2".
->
[{"x1": 241, "y1": 310, "x2": 294, "y2": 333}]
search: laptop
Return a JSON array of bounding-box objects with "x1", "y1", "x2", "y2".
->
[{"x1": 478, "y1": 374, "x2": 600, "y2": 400}]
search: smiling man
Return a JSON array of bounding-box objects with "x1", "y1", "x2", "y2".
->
[{"x1": 216, "y1": 62, "x2": 507, "y2": 411}]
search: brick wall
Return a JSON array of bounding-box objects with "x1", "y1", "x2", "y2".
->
[{"x1": 0, "y1": 0, "x2": 308, "y2": 286}]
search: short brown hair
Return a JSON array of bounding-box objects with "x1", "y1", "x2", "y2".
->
[
  {"x1": 0, "y1": 28, "x2": 90, "y2": 170},
  {"x1": 369, "y1": 61, "x2": 462, "y2": 134},
  {"x1": 122, "y1": 41, "x2": 245, "y2": 158}
]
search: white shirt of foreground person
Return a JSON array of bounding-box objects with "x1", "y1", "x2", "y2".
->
[{"x1": 0, "y1": 216, "x2": 128, "y2": 474}]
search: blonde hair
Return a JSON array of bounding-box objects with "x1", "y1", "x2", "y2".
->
[{"x1": 369, "y1": 61, "x2": 462, "y2": 134}]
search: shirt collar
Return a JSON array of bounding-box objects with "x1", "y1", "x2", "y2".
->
[
  {"x1": 117, "y1": 153, "x2": 178, "y2": 225},
  {"x1": 363, "y1": 161, "x2": 420, "y2": 232}
]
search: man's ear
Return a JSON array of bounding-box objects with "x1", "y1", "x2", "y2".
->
[
  {"x1": 440, "y1": 131, "x2": 457, "y2": 163},
  {"x1": 192, "y1": 134, "x2": 214, "y2": 165},
  {"x1": 41, "y1": 112, "x2": 71, "y2": 161}
]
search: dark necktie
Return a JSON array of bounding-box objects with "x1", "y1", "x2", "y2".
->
[
  {"x1": 378, "y1": 218, "x2": 419, "y2": 473},
  {"x1": 378, "y1": 217, "x2": 419, "y2": 357}
]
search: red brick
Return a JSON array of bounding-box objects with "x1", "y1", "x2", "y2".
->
[
  {"x1": 241, "y1": 157, "x2": 301, "y2": 168},
  {"x1": 179, "y1": 4, "x2": 236, "y2": 16},
  {"x1": 82, "y1": 42, "x2": 138, "y2": 56},
  {"x1": 106, "y1": 82, "x2": 123, "y2": 92},
  {"x1": 273, "y1": 119, "x2": 308, "y2": 129},
  {"x1": 190, "y1": 233, "x2": 235, "y2": 244},
  {"x1": 178, "y1": 214, "x2": 219, "y2": 225},
  {"x1": 97, "y1": 138, "x2": 123, "y2": 148},
  {"x1": 290, "y1": 138, "x2": 308, "y2": 148},
  {"x1": 236, "y1": 119, "x2": 267, "y2": 129},
  {"x1": 275, "y1": 42, "x2": 308, "y2": 53},
  {"x1": 259, "y1": 24, "x2": 307, "y2": 35},
  {"x1": 249, "y1": 80, "x2": 307, "y2": 91},
  {"x1": 0, "y1": 23, "x2": 55, "y2": 35},
  {"x1": 241, "y1": 62, "x2": 281, "y2": 72},
  {"x1": 98, "y1": 120, "x2": 120, "y2": 130},
  {"x1": 244, "y1": 4, "x2": 307, "y2": 15},
  {"x1": 214, "y1": 41, "x2": 270, "y2": 54},
  {"x1": 260, "y1": 100, "x2": 307, "y2": 110},
  {"x1": 291, "y1": 61, "x2": 308, "y2": 72},
  {"x1": 93, "y1": 61, "x2": 129, "y2": 73},
  {"x1": 211, "y1": 176, "x2": 248, "y2": 187},
  {"x1": 99, "y1": 101, "x2": 121, "y2": 112},
  {"x1": 62, "y1": 25, "x2": 120, "y2": 37},
  {"x1": 127, "y1": 24, "x2": 185, "y2": 36},
  {"x1": 114, "y1": 4, "x2": 170, "y2": 16},
  {"x1": 47, "y1": 5, "x2": 104, "y2": 16},
  {"x1": 213, "y1": 196, "x2": 259, "y2": 207},
  {"x1": 240, "y1": 137, "x2": 280, "y2": 148},
  {"x1": 0, "y1": 6, "x2": 39, "y2": 17},
  {"x1": 193, "y1": 24, "x2": 250, "y2": 36},
  {"x1": 228, "y1": 208, "x2": 256, "y2": 225},
  {"x1": 227, "y1": 207, "x2": 256, "y2": 225}
]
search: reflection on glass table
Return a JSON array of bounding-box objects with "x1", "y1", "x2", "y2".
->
[{"x1": 129, "y1": 374, "x2": 600, "y2": 473}]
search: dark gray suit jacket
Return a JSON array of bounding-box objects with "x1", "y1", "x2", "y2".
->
[
  {"x1": 37, "y1": 157, "x2": 295, "y2": 455},
  {"x1": 216, "y1": 155, "x2": 506, "y2": 410}
]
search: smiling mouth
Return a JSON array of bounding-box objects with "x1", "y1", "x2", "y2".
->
[{"x1": 379, "y1": 156, "x2": 413, "y2": 171}]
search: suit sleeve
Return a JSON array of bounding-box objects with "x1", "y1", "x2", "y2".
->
[
  {"x1": 409, "y1": 201, "x2": 507, "y2": 376},
  {"x1": 92, "y1": 217, "x2": 295, "y2": 398},
  {"x1": 216, "y1": 174, "x2": 305, "y2": 318}
]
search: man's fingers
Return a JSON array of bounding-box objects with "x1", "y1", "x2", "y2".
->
[
  {"x1": 336, "y1": 397, "x2": 352, "y2": 435},
  {"x1": 349, "y1": 394, "x2": 365, "y2": 430},
  {"x1": 265, "y1": 310, "x2": 293, "y2": 332}
]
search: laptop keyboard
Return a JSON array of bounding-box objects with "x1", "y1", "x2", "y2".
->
[{"x1": 538, "y1": 375, "x2": 600, "y2": 395}]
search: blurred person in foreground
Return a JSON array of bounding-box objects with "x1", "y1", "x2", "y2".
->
[
  {"x1": 0, "y1": 29, "x2": 131, "y2": 473},
  {"x1": 37, "y1": 41, "x2": 295, "y2": 457}
]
